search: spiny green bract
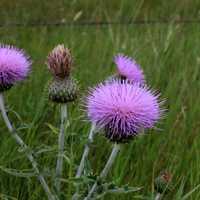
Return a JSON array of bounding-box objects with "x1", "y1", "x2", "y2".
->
[
  {"x1": 0, "y1": 83, "x2": 13, "y2": 92},
  {"x1": 48, "y1": 77, "x2": 78, "y2": 103}
]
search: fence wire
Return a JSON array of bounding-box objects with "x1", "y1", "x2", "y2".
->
[{"x1": 0, "y1": 19, "x2": 200, "y2": 27}]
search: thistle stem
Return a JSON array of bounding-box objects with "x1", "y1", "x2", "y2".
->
[
  {"x1": 76, "y1": 123, "x2": 96, "y2": 178},
  {"x1": 0, "y1": 93, "x2": 55, "y2": 200},
  {"x1": 155, "y1": 193, "x2": 162, "y2": 200},
  {"x1": 55, "y1": 104, "x2": 67, "y2": 192},
  {"x1": 84, "y1": 143, "x2": 120, "y2": 200},
  {"x1": 72, "y1": 123, "x2": 96, "y2": 200}
]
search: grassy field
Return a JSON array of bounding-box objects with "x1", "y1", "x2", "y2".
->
[
  {"x1": 0, "y1": 1, "x2": 200, "y2": 200},
  {"x1": 0, "y1": 0, "x2": 200, "y2": 24}
]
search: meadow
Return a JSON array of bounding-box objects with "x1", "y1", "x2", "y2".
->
[{"x1": 0, "y1": 1, "x2": 200, "y2": 199}]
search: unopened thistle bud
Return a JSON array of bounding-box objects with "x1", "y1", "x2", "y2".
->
[
  {"x1": 154, "y1": 171, "x2": 172, "y2": 194},
  {"x1": 47, "y1": 44, "x2": 72, "y2": 79},
  {"x1": 48, "y1": 77, "x2": 78, "y2": 103},
  {"x1": 46, "y1": 44, "x2": 78, "y2": 103}
]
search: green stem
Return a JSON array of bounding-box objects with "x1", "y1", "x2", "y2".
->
[
  {"x1": 72, "y1": 123, "x2": 96, "y2": 200},
  {"x1": 55, "y1": 104, "x2": 67, "y2": 192},
  {"x1": 84, "y1": 143, "x2": 120, "y2": 200},
  {"x1": 0, "y1": 93, "x2": 56, "y2": 200},
  {"x1": 76, "y1": 123, "x2": 96, "y2": 178},
  {"x1": 155, "y1": 193, "x2": 162, "y2": 200}
]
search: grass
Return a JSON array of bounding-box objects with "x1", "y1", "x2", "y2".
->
[
  {"x1": 0, "y1": 1, "x2": 200, "y2": 200},
  {"x1": 0, "y1": 0, "x2": 200, "y2": 24}
]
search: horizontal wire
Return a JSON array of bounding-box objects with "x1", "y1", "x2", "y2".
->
[{"x1": 0, "y1": 19, "x2": 200, "y2": 27}]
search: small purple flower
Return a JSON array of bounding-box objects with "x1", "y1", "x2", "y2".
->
[
  {"x1": 86, "y1": 81, "x2": 162, "y2": 142},
  {"x1": 114, "y1": 54, "x2": 144, "y2": 84},
  {"x1": 0, "y1": 45, "x2": 31, "y2": 91},
  {"x1": 47, "y1": 44, "x2": 72, "y2": 79}
]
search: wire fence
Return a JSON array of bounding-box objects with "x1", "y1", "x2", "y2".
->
[{"x1": 0, "y1": 19, "x2": 200, "y2": 27}]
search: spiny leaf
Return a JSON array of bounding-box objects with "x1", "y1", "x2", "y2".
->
[
  {"x1": 46, "y1": 123, "x2": 59, "y2": 135},
  {"x1": 95, "y1": 185, "x2": 142, "y2": 199},
  {"x1": 0, "y1": 166, "x2": 35, "y2": 178}
]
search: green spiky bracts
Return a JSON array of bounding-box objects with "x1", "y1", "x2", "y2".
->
[
  {"x1": 46, "y1": 44, "x2": 78, "y2": 103},
  {"x1": 0, "y1": 83, "x2": 13, "y2": 92},
  {"x1": 48, "y1": 77, "x2": 78, "y2": 103}
]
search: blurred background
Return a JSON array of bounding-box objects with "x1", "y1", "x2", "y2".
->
[{"x1": 0, "y1": 1, "x2": 200, "y2": 199}]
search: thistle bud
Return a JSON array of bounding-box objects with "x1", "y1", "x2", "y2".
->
[
  {"x1": 154, "y1": 171, "x2": 172, "y2": 194},
  {"x1": 48, "y1": 77, "x2": 78, "y2": 103},
  {"x1": 47, "y1": 44, "x2": 72, "y2": 79},
  {"x1": 46, "y1": 44, "x2": 78, "y2": 104}
]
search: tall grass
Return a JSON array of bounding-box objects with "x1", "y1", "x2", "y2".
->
[{"x1": 0, "y1": 1, "x2": 200, "y2": 199}]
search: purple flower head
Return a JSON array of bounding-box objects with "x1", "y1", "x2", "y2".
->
[
  {"x1": 86, "y1": 81, "x2": 162, "y2": 143},
  {"x1": 47, "y1": 44, "x2": 73, "y2": 79},
  {"x1": 0, "y1": 45, "x2": 31, "y2": 91},
  {"x1": 114, "y1": 54, "x2": 145, "y2": 84}
]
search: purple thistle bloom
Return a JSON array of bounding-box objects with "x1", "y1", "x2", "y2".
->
[
  {"x1": 114, "y1": 54, "x2": 144, "y2": 84},
  {"x1": 0, "y1": 45, "x2": 31, "y2": 91},
  {"x1": 86, "y1": 81, "x2": 162, "y2": 142}
]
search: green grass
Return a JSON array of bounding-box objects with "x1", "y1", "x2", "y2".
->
[
  {"x1": 0, "y1": 0, "x2": 200, "y2": 24},
  {"x1": 0, "y1": 1, "x2": 200, "y2": 200}
]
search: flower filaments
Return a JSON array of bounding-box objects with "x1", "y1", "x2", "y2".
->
[
  {"x1": 86, "y1": 81, "x2": 162, "y2": 143},
  {"x1": 47, "y1": 44, "x2": 72, "y2": 79},
  {"x1": 113, "y1": 54, "x2": 145, "y2": 85},
  {"x1": 0, "y1": 45, "x2": 31, "y2": 92},
  {"x1": 46, "y1": 44, "x2": 78, "y2": 103}
]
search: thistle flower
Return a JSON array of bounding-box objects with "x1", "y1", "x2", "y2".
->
[
  {"x1": 86, "y1": 81, "x2": 162, "y2": 142},
  {"x1": 46, "y1": 44, "x2": 78, "y2": 103},
  {"x1": 0, "y1": 45, "x2": 31, "y2": 92},
  {"x1": 113, "y1": 54, "x2": 144, "y2": 84},
  {"x1": 47, "y1": 44, "x2": 72, "y2": 79}
]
